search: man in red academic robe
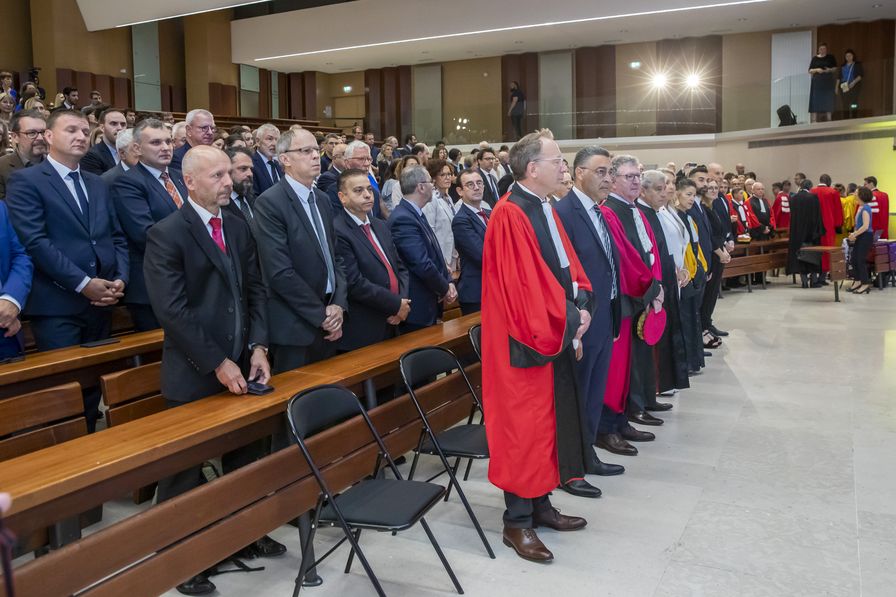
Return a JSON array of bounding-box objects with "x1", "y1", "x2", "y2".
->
[
  {"x1": 865, "y1": 176, "x2": 889, "y2": 239},
  {"x1": 726, "y1": 179, "x2": 759, "y2": 239},
  {"x1": 482, "y1": 129, "x2": 592, "y2": 563},
  {"x1": 772, "y1": 188, "x2": 791, "y2": 229},
  {"x1": 812, "y1": 174, "x2": 844, "y2": 272}
]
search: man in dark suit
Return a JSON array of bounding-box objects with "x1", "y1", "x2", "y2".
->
[
  {"x1": 314, "y1": 141, "x2": 345, "y2": 203},
  {"x1": 319, "y1": 133, "x2": 339, "y2": 172},
  {"x1": 476, "y1": 146, "x2": 501, "y2": 207},
  {"x1": 112, "y1": 118, "x2": 188, "y2": 331},
  {"x1": 225, "y1": 147, "x2": 256, "y2": 223},
  {"x1": 0, "y1": 109, "x2": 47, "y2": 199},
  {"x1": 0, "y1": 200, "x2": 33, "y2": 359},
  {"x1": 143, "y1": 145, "x2": 282, "y2": 596},
  {"x1": 79, "y1": 108, "x2": 127, "y2": 175},
  {"x1": 451, "y1": 169, "x2": 489, "y2": 314},
  {"x1": 395, "y1": 133, "x2": 417, "y2": 157},
  {"x1": 331, "y1": 141, "x2": 383, "y2": 218},
  {"x1": 170, "y1": 109, "x2": 216, "y2": 170},
  {"x1": 6, "y1": 110, "x2": 129, "y2": 431},
  {"x1": 363, "y1": 132, "x2": 379, "y2": 163},
  {"x1": 555, "y1": 146, "x2": 628, "y2": 483},
  {"x1": 334, "y1": 168, "x2": 409, "y2": 351},
  {"x1": 253, "y1": 127, "x2": 348, "y2": 373},
  {"x1": 250, "y1": 123, "x2": 282, "y2": 197},
  {"x1": 99, "y1": 128, "x2": 140, "y2": 187},
  {"x1": 388, "y1": 165, "x2": 456, "y2": 332}
]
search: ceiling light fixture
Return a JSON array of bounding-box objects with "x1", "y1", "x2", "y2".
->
[
  {"x1": 254, "y1": 0, "x2": 770, "y2": 62},
  {"x1": 651, "y1": 73, "x2": 668, "y2": 89},
  {"x1": 116, "y1": 0, "x2": 271, "y2": 28},
  {"x1": 630, "y1": 61, "x2": 642, "y2": 70},
  {"x1": 686, "y1": 73, "x2": 701, "y2": 88}
]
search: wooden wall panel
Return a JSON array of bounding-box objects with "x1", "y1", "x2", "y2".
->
[
  {"x1": 277, "y1": 73, "x2": 289, "y2": 118},
  {"x1": 655, "y1": 36, "x2": 722, "y2": 135},
  {"x1": 93, "y1": 75, "x2": 112, "y2": 108},
  {"x1": 258, "y1": 68, "x2": 271, "y2": 119},
  {"x1": 208, "y1": 82, "x2": 238, "y2": 116},
  {"x1": 365, "y1": 69, "x2": 384, "y2": 139},
  {"x1": 288, "y1": 73, "x2": 304, "y2": 120},
  {"x1": 398, "y1": 66, "x2": 412, "y2": 140},
  {"x1": 161, "y1": 84, "x2": 172, "y2": 112},
  {"x1": 302, "y1": 72, "x2": 317, "y2": 120},
  {"x1": 55, "y1": 68, "x2": 75, "y2": 96},
  {"x1": 75, "y1": 72, "x2": 94, "y2": 108},
  {"x1": 817, "y1": 19, "x2": 895, "y2": 118},
  {"x1": 171, "y1": 86, "x2": 187, "y2": 113},
  {"x1": 575, "y1": 46, "x2": 616, "y2": 139},
  {"x1": 381, "y1": 67, "x2": 399, "y2": 140},
  {"x1": 112, "y1": 77, "x2": 132, "y2": 110},
  {"x1": 501, "y1": 53, "x2": 539, "y2": 141}
]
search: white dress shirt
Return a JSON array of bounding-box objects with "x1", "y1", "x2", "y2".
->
[
  {"x1": 345, "y1": 209, "x2": 386, "y2": 256},
  {"x1": 188, "y1": 197, "x2": 226, "y2": 247},
  {"x1": 285, "y1": 174, "x2": 332, "y2": 293}
]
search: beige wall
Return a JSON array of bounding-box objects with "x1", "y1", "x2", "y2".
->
[
  {"x1": 615, "y1": 42, "x2": 658, "y2": 137},
  {"x1": 184, "y1": 9, "x2": 238, "y2": 109},
  {"x1": 317, "y1": 71, "x2": 365, "y2": 128},
  {"x1": 5, "y1": 0, "x2": 33, "y2": 73},
  {"x1": 441, "y1": 57, "x2": 502, "y2": 143},
  {"x1": 722, "y1": 32, "x2": 773, "y2": 132},
  {"x1": 158, "y1": 18, "x2": 185, "y2": 90}
]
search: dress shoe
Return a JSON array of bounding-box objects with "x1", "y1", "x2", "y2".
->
[
  {"x1": 709, "y1": 325, "x2": 729, "y2": 337},
  {"x1": 502, "y1": 527, "x2": 554, "y2": 562},
  {"x1": 704, "y1": 351, "x2": 712, "y2": 357},
  {"x1": 586, "y1": 456, "x2": 625, "y2": 476},
  {"x1": 236, "y1": 534, "x2": 287, "y2": 559},
  {"x1": 620, "y1": 425, "x2": 655, "y2": 442},
  {"x1": 595, "y1": 433, "x2": 638, "y2": 456},
  {"x1": 533, "y1": 507, "x2": 587, "y2": 531},
  {"x1": 176, "y1": 574, "x2": 216, "y2": 596},
  {"x1": 628, "y1": 411, "x2": 664, "y2": 426},
  {"x1": 559, "y1": 479, "x2": 601, "y2": 498},
  {"x1": 645, "y1": 401, "x2": 673, "y2": 412}
]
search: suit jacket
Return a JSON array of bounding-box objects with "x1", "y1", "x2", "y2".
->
[
  {"x1": 169, "y1": 142, "x2": 192, "y2": 171},
  {"x1": 712, "y1": 194, "x2": 733, "y2": 243},
  {"x1": 79, "y1": 142, "x2": 117, "y2": 176},
  {"x1": 316, "y1": 167, "x2": 342, "y2": 211},
  {"x1": 251, "y1": 150, "x2": 283, "y2": 197},
  {"x1": 0, "y1": 152, "x2": 28, "y2": 200},
  {"x1": 253, "y1": 177, "x2": 348, "y2": 347},
  {"x1": 101, "y1": 163, "x2": 129, "y2": 187},
  {"x1": 144, "y1": 203, "x2": 267, "y2": 403},
  {"x1": 6, "y1": 159, "x2": 129, "y2": 316},
  {"x1": 421, "y1": 192, "x2": 457, "y2": 272},
  {"x1": 555, "y1": 190, "x2": 621, "y2": 340},
  {"x1": 320, "y1": 153, "x2": 332, "y2": 173},
  {"x1": 112, "y1": 162, "x2": 188, "y2": 305},
  {"x1": 479, "y1": 169, "x2": 500, "y2": 207},
  {"x1": 223, "y1": 195, "x2": 254, "y2": 225},
  {"x1": 333, "y1": 208, "x2": 409, "y2": 350},
  {"x1": 687, "y1": 201, "x2": 714, "y2": 263},
  {"x1": 388, "y1": 199, "x2": 450, "y2": 327},
  {"x1": 0, "y1": 200, "x2": 33, "y2": 309},
  {"x1": 451, "y1": 203, "x2": 489, "y2": 305}
]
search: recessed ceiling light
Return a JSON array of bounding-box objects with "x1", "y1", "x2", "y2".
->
[{"x1": 630, "y1": 61, "x2": 642, "y2": 69}]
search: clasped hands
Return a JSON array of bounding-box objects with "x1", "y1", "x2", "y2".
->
[
  {"x1": 82, "y1": 277, "x2": 125, "y2": 307},
  {"x1": 387, "y1": 298, "x2": 412, "y2": 325},
  {"x1": 322, "y1": 304, "x2": 344, "y2": 341}
]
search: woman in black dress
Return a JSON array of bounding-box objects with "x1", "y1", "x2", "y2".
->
[
  {"x1": 808, "y1": 43, "x2": 838, "y2": 122},
  {"x1": 837, "y1": 49, "x2": 864, "y2": 119},
  {"x1": 507, "y1": 81, "x2": 525, "y2": 140}
]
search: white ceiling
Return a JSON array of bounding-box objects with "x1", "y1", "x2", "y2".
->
[
  {"x1": 229, "y1": 0, "x2": 894, "y2": 73},
  {"x1": 75, "y1": 0, "x2": 271, "y2": 30}
]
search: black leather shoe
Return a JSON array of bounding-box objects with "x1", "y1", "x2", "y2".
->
[
  {"x1": 595, "y1": 433, "x2": 638, "y2": 456},
  {"x1": 559, "y1": 479, "x2": 601, "y2": 498},
  {"x1": 586, "y1": 456, "x2": 625, "y2": 476},
  {"x1": 645, "y1": 401, "x2": 673, "y2": 412},
  {"x1": 704, "y1": 351, "x2": 712, "y2": 357},
  {"x1": 176, "y1": 574, "x2": 215, "y2": 596},
  {"x1": 237, "y1": 534, "x2": 287, "y2": 559},
  {"x1": 628, "y1": 411, "x2": 664, "y2": 426},
  {"x1": 709, "y1": 325, "x2": 729, "y2": 337},
  {"x1": 620, "y1": 425, "x2": 655, "y2": 442}
]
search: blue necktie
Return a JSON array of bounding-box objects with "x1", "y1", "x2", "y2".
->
[{"x1": 67, "y1": 171, "x2": 89, "y2": 213}]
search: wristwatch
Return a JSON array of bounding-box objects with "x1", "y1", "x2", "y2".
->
[{"x1": 249, "y1": 343, "x2": 268, "y2": 355}]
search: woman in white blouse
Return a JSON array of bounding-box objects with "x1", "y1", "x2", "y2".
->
[{"x1": 422, "y1": 159, "x2": 459, "y2": 274}]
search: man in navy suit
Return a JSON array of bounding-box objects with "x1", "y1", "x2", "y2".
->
[
  {"x1": 6, "y1": 110, "x2": 129, "y2": 431},
  {"x1": 0, "y1": 200, "x2": 33, "y2": 359},
  {"x1": 555, "y1": 146, "x2": 628, "y2": 482},
  {"x1": 314, "y1": 141, "x2": 345, "y2": 204},
  {"x1": 451, "y1": 169, "x2": 490, "y2": 314},
  {"x1": 79, "y1": 108, "x2": 127, "y2": 175},
  {"x1": 100, "y1": 128, "x2": 140, "y2": 187},
  {"x1": 225, "y1": 147, "x2": 256, "y2": 223},
  {"x1": 112, "y1": 118, "x2": 188, "y2": 331},
  {"x1": 251, "y1": 123, "x2": 282, "y2": 197},
  {"x1": 389, "y1": 165, "x2": 456, "y2": 332},
  {"x1": 394, "y1": 133, "x2": 416, "y2": 157},
  {"x1": 476, "y1": 146, "x2": 501, "y2": 207},
  {"x1": 319, "y1": 133, "x2": 339, "y2": 172},
  {"x1": 169, "y1": 109, "x2": 216, "y2": 170},
  {"x1": 334, "y1": 168, "x2": 410, "y2": 351},
  {"x1": 363, "y1": 131, "x2": 380, "y2": 163}
]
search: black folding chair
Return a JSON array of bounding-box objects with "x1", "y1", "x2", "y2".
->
[
  {"x1": 468, "y1": 324, "x2": 482, "y2": 361},
  {"x1": 285, "y1": 385, "x2": 464, "y2": 597},
  {"x1": 398, "y1": 347, "x2": 494, "y2": 559}
]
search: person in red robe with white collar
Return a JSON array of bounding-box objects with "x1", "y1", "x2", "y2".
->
[
  {"x1": 864, "y1": 175, "x2": 889, "y2": 239},
  {"x1": 772, "y1": 182, "x2": 791, "y2": 229},
  {"x1": 811, "y1": 174, "x2": 844, "y2": 272},
  {"x1": 481, "y1": 130, "x2": 593, "y2": 563},
  {"x1": 726, "y1": 178, "x2": 759, "y2": 240}
]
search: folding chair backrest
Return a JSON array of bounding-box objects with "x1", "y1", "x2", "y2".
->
[
  {"x1": 399, "y1": 347, "x2": 459, "y2": 389},
  {"x1": 468, "y1": 325, "x2": 482, "y2": 360},
  {"x1": 287, "y1": 385, "x2": 366, "y2": 441}
]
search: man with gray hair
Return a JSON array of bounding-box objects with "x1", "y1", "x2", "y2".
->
[
  {"x1": 172, "y1": 121, "x2": 187, "y2": 149},
  {"x1": 100, "y1": 128, "x2": 139, "y2": 186},
  {"x1": 480, "y1": 129, "x2": 592, "y2": 563},
  {"x1": 388, "y1": 165, "x2": 455, "y2": 331},
  {"x1": 170, "y1": 108, "x2": 216, "y2": 170},
  {"x1": 325, "y1": 140, "x2": 382, "y2": 218},
  {"x1": 251, "y1": 123, "x2": 282, "y2": 196}
]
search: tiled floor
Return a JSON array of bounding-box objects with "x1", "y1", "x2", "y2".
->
[{"x1": 147, "y1": 277, "x2": 894, "y2": 596}]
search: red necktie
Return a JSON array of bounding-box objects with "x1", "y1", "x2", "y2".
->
[
  {"x1": 209, "y1": 217, "x2": 226, "y2": 253},
  {"x1": 361, "y1": 223, "x2": 398, "y2": 294},
  {"x1": 478, "y1": 209, "x2": 489, "y2": 225}
]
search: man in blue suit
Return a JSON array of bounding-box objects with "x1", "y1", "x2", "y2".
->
[
  {"x1": 169, "y1": 109, "x2": 216, "y2": 171},
  {"x1": 451, "y1": 169, "x2": 490, "y2": 314},
  {"x1": 389, "y1": 165, "x2": 456, "y2": 332},
  {"x1": 555, "y1": 146, "x2": 627, "y2": 481},
  {"x1": 251, "y1": 123, "x2": 282, "y2": 197},
  {"x1": 6, "y1": 110, "x2": 129, "y2": 431},
  {"x1": 112, "y1": 118, "x2": 188, "y2": 331},
  {"x1": 0, "y1": 200, "x2": 33, "y2": 359}
]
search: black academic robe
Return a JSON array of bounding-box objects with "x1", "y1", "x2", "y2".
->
[{"x1": 787, "y1": 190, "x2": 825, "y2": 275}]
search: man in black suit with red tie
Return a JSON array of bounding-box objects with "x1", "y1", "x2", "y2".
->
[
  {"x1": 143, "y1": 145, "x2": 283, "y2": 596},
  {"x1": 333, "y1": 168, "x2": 410, "y2": 351}
]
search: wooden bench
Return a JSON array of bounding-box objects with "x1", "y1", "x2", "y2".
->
[
  {"x1": 20, "y1": 306, "x2": 136, "y2": 353},
  {"x1": 0, "y1": 314, "x2": 482, "y2": 597}
]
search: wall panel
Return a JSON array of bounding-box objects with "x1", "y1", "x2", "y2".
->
[
  {"x1": 501, "y1": 53, "x2": 538, "y2": 141},
  {"x1": 442, "y1": 57, "x2": 502, "y2": 143},
  {"x1": 574, "y1": 45, "x2": 616, "y2": 139}
]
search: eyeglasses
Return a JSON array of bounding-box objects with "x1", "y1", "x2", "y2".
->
[
  {"x1": 17, "y1": 129, "x2": 46, "y2": 139},
  {"x1": 193, "y1": 124, "x2": 217, "y2": 133},
  {"x1": 463, "y1": 180, "x2": 485, "y2": 189},
  {"x1": 283, "y1": 146, "x2": 319, "y2": 157},
  {"x1": 577, "y1": 166, "x2": 609, "y2": 178},
  {"x1": 616, "y1": 173, "x2": 641, "y2": 181},
  {"x1": 534, "y1": 156, "x2": 564, "y2": 164}
]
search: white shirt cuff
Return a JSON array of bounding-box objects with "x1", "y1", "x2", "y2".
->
[
  {"x1": 75, "y1": 276, "x2": 91, "y2": 293},
  {"x1": 0, "y1": 295, "x2": 21, "y2": 311}
]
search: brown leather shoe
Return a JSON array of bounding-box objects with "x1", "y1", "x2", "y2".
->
[
  {"x1": 620, "y1": 425, "x2": 655, "y2": 442},
  {"x1": 533, "y1": 507, "x2": 587, "y2": 532},
  {"x1": 596, "y1": 433, "x2": 638, "y2": 456},
  {"x1": 502, "y1": 527, "x2": 554, "y2": 562}
]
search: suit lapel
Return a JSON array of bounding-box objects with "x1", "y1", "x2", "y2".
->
[
  {"x1": 41, "y1": 162, "x2": 89, "y2": 231},
  {"x1": 184, "y1": 203, "x2": 228, "y2": 278},
  {"x1": 222, "y1": 212, "x2": 244, "y2": 289},
  {"x1": 280, "y1": 178, "x2": 326, "y2": 263},
  {"x1": 138, "y1": 164, "x2": 178, "y2": 211},
  {"x1": 83, "y1": 173, "x2": 102, "y2": 234},
  {"x1": 347, "y1": 211, "x2": 383, "y2": 264}
]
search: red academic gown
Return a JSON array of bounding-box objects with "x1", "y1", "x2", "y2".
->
[
  {"x1": 812, "y1": 185, "x2": 843, "y2": 271},
  {"x1": 726, "y1": 192, "x2": 759, "y2": 235},
  {"x1": 870, "y1": 189, "x2": 890, "y2": 239},
  {"x1": 772, "y1": 192, "x2": 791, "y2": 229},
  {"x1": 481, "y1": 194, "x2": 592, "y2": 499},
  {"x1": 600, "y1": 206, "x2": 662, "y2": 414}
]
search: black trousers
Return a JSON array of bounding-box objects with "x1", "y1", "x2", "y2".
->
[
  {"x1": 510, "y1": 114, "x2": 523, "y2": 140},
  {"x1": 126, "y1": 303, "x2": 160, "y2": 332},
  {"x1": 459, "y1": 302, "x2": 481, "y2": 315},
  {"x1": 701, "y1": 255, "x2": 724, "y2": 330},
  {"x1": 30, "y1": 307, "x2": 112, "y2": 432},
  {"x1": 503, "y1": 492, "x2": 551, "y2": 528},
  {"x1": 851, "y1": 233, "x2": 873, "y2": 284},
  {"x1": 576, "y1": 331, "x2": 613, "y2": 443},
  {"x1": 598, "y1": 408, "x2": 628, "y2": 435}
]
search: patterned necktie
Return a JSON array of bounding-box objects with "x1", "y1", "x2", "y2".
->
[
  {"x1": 268, "y1": 160, "x2": 280, "y2": 182},
  {"x1": 477, "y1": 209, "x2": 489, "y2": 225},
  {"x1": 160, "y1": 171, "x2": 183, "y2": 208},
  {"x1": 593, "y1": 205, "x2": 618, "y2": 298},
  {"x1": 209, "y1": 217, "x2": 226, "y2": 253},
  {"x1": 361, "y1": 223, "x2": 398, "y2": 294}
]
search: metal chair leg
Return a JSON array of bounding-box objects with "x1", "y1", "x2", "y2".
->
[
  {"x1": 462, "y1": 458, "x2": 473, "y2": 482},
  {"x1": 419, "y1": 517, "x2": 464, "y2": 595},
  {"x1": 344, "y1": 529, "x2": 362, "y2": 574},
  {"x1": 443, "y1": 457, "x2": 461, "y2": 501}
]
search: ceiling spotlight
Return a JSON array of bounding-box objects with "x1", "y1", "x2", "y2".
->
[
  {"x1": 630, "y1": 61, "x2": 642, "y2": 70},
  {"x1": 686, "y1": 73, "x2": 701, "y2": 89},
  {"x1": 343, "y1": 85, "x2": 352, "y2": 93},
  {"x1": 651, "y1": 73, "x2": 668, "y2": 89}
]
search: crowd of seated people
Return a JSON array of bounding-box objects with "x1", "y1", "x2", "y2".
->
[{"x1": 0, "y1": 82, "x2": 889, "y2": 593}]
